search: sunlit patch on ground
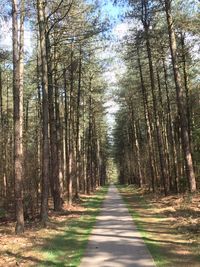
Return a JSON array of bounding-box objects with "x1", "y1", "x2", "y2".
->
[
  {"x1": 118, "y1": 185, "x2": 200, "y2": 267},
  {"x1": 0, "y1": 187, "x2": 108, "y2": 267}
]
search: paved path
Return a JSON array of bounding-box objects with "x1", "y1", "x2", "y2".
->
[{"x1": 79, "y1": 185, "x2": 155, "y2": 267}]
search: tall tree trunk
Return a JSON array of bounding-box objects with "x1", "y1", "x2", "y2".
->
[
  {"x1": 12, "y1": 0, "x2": 25, "y2": 234},
  {"x1": 46, "y1": 34, "x2": 62, "y2": 211},
  {"x1": 156, "y1": 67, "x2": 171, "y2": 191},
  {"x1": 68, "y1": 44, "x2": 75, "y2": 205},
  {"x1": 37, "y1": 0, "x2": 50, "y2": 225},
  {"x1": 164, "y1": 0, "x2": 196, "y2": 192},
  {"x1": 82, "y1": 95, "x2": 87, "y2": 194},
  {"x1": 75, "y1": 46, "x2": 82, "y2": 198},
  {"x1": 133, "y1": 117, "x2": 143, "y2": 187},
  {"x1": 180, "y1": 32, "x2": 191, "y2": 143},
  {"x1": 0, "y1": 66, "x2": 2, "y2": 125},
  {"x1": 162, "y1": 58, "x2": 179, "y2": 193},
  {"x1": 64, "y1": 69, "x2": 70, "y2": 197},
  {"x1": 54, "y1": 60, "x2": 63, "y2": 209},
  {"x1": 137, "y1": 45, "x2": 155, "y2": 191},
  {"x1": 146, "y1": 41, "x2": 167, "y2": 195}
]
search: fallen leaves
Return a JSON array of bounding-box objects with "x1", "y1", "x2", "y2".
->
[
  {"x1": 120, "y1": 186, "x2": 200, "y2": 267},
  {"x1": 0, "y1": 198, "x2": 86, "y2": 267}
]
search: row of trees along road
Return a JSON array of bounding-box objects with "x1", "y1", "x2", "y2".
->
[
  {"x1": 113, "y1": 0, "x2": 200, "y2": 194},
  {"x1": 0, "y1": 0, "x2": 109, "y2": 234}
]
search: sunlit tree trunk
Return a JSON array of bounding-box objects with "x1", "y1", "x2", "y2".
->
[{"x1": 12, "y1": 0, "x2": 25, "y2": 234}]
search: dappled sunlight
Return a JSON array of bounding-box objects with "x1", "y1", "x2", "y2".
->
[
  {"x1": 0, "y1": 188, "x2": 107, "y2": 266},
  {"x1": 79, "y1": 185, "x2": 155, "y2": 267},
  {"x1": 119, "y1": 186, "x2": 200, "y2": 267}
]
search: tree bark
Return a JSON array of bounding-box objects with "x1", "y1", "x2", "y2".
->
[
  {"x1": 37, "y1": 0, "x2": 50, "y2": 225},
  {"x1": 162, "y1": 58, "x2": 179, "y2": 193},
  {"x1": 46, "y1": 34, "x2": 62, "y2": 211},
  {"x1": 141, "y1": 0, "x2": 168, "y2": 195},
  {"x1": 137, "y1": 44, "x2": 155, "y2": 191},
  {"x1": 12, "y1": 0, "x2": 25, "y2": 234},
  {"x1": 0, "y1": 67, "x2": 2, "y2": 125},
  {"x1": 164, "y1": 0, "x2": 196, "y2": 192},
  {"x1": 75, "y1": 46, "x2": 82, "y2": 198}
]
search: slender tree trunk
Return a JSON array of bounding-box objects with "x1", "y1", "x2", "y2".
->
[
  {"x1": 144, "y1": 26, "x2": 167, "y2": 195},
  {"x1": 12, "y1": 0, "x2": 25, "y2": 234},
  {"x1": 37, "y1": 0, "x2": 50, "y2": 225},
  {"x1": 75, "y1": 46, "x2": 82, "y2": 198},
  {"x1": 133, "y1": 118, "x2": 143, "y2": 187},
  {"x1": 137, "y1": 45, "x2": 155, "y2": 191},
  {"x1": 164, "y1": 0, "x2": 196, "y2": 192},
  {"x1": 68, "y1": 44, "x2": 75, "y2": 205},
  {"x1": 82, "y1": 95, "x2": 87, "y2": 194},
  {"x1": 0, "y1": 67, "x2": 2, "y2": 125},
  {"x1": 156, "y1": 67, "x2": 170, "y2": 191},
  {"x1": 162, "y1": 58, "x2": 179, "y2": 193},
  {"x1": 36, "y1": 40, "x2": 42, "y2": 210},
  {"x1": 64, "y1": 69, "x2": 70, "y2": 197},
  {"x1": 180, "y1": 32, "x2": 191, "y2": 142},
  {"x1": 86, "y1": 77, "x2": 93, "y2": 194},
  {"x1": 54, "y1": 58, "x2": 63, "y2": 209},
  {"x1": 46, "y1": 34, "x2": 62, "y2": 211}
]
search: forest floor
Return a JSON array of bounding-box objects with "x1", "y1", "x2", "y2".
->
[
  {"x1": 0, "y1": 186, "x2": 108, "y2": 267},
  {"x1": 118, "y1": 185, "x2": 200, "y2": 267}
]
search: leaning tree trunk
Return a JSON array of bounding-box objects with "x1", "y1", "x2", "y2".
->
[
  {"x1": 37, "y1": 0, "x2": 50, "y2": 225},
  {"x1": 164, "y1": 0, "x2": 196, "y2": 192},
  {"x1": 12, "y1": 0, "x2": 25, "y2": 234}
]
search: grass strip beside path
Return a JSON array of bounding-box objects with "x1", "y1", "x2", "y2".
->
[
  {"x1": 0, "y1": 186, "x2": 108, "y2": 267},
  {"x1": 117, "y1": 185, "x2": 200, "y2": 267},
  {"x1": 38, "y1": 186, "x2": 108, "y2": 267}
]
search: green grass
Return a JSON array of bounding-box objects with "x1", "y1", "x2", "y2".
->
[
  {"x1": 116, "y1": 185, "x2": 169, "y2": 266},
  {"x1": 38, "y1": 186, "x2": 108, "y2": 267}
]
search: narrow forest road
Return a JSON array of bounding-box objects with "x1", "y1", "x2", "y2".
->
[{"x1": 79, "y1": 185, "x2": 155, "y2": 267}]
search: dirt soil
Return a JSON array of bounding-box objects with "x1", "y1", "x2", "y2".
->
[
  {"x1": 0, "y1": 199, "x2": 86, "y2": 267},
  {"x1": 120, "y1": 186, "x2": 200, "y2": 267}
]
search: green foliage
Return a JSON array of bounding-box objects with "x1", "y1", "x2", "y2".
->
[{"x1": 112, "y1": 0, "x2": 200, "y2": 193}]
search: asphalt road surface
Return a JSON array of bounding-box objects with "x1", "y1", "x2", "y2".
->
[{"x1": 79, "y1": 185, "x2": 156, "y2": 267}]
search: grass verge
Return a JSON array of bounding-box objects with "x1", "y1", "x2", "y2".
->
[
  {"x1": 39, "y1": 186, "x2": 108, "y2": 267},
  {"x1": 0, "y1": 186, "x2": 108, "y2": 267},
  {"x1": 117, "y1": 184, "x2": 200, "y2": 267}
]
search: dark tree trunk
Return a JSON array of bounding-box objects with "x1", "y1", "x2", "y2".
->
[
  {"x1": 137, "y1": 44, "x2": 155, "y2": 192},
  {"x1": 46, "y1": 35, "x2": 62, "y2": 211},
  {"x1": 162, "y1": 58, "x2": 179, "y2": 193},
  {"x1": 37, "y1": 0, "x2": 50, "y2": 225}
]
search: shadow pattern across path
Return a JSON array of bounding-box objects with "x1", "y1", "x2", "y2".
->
[{"x1": 79, "y1": 185, "x2": 155, "y2": 267}]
